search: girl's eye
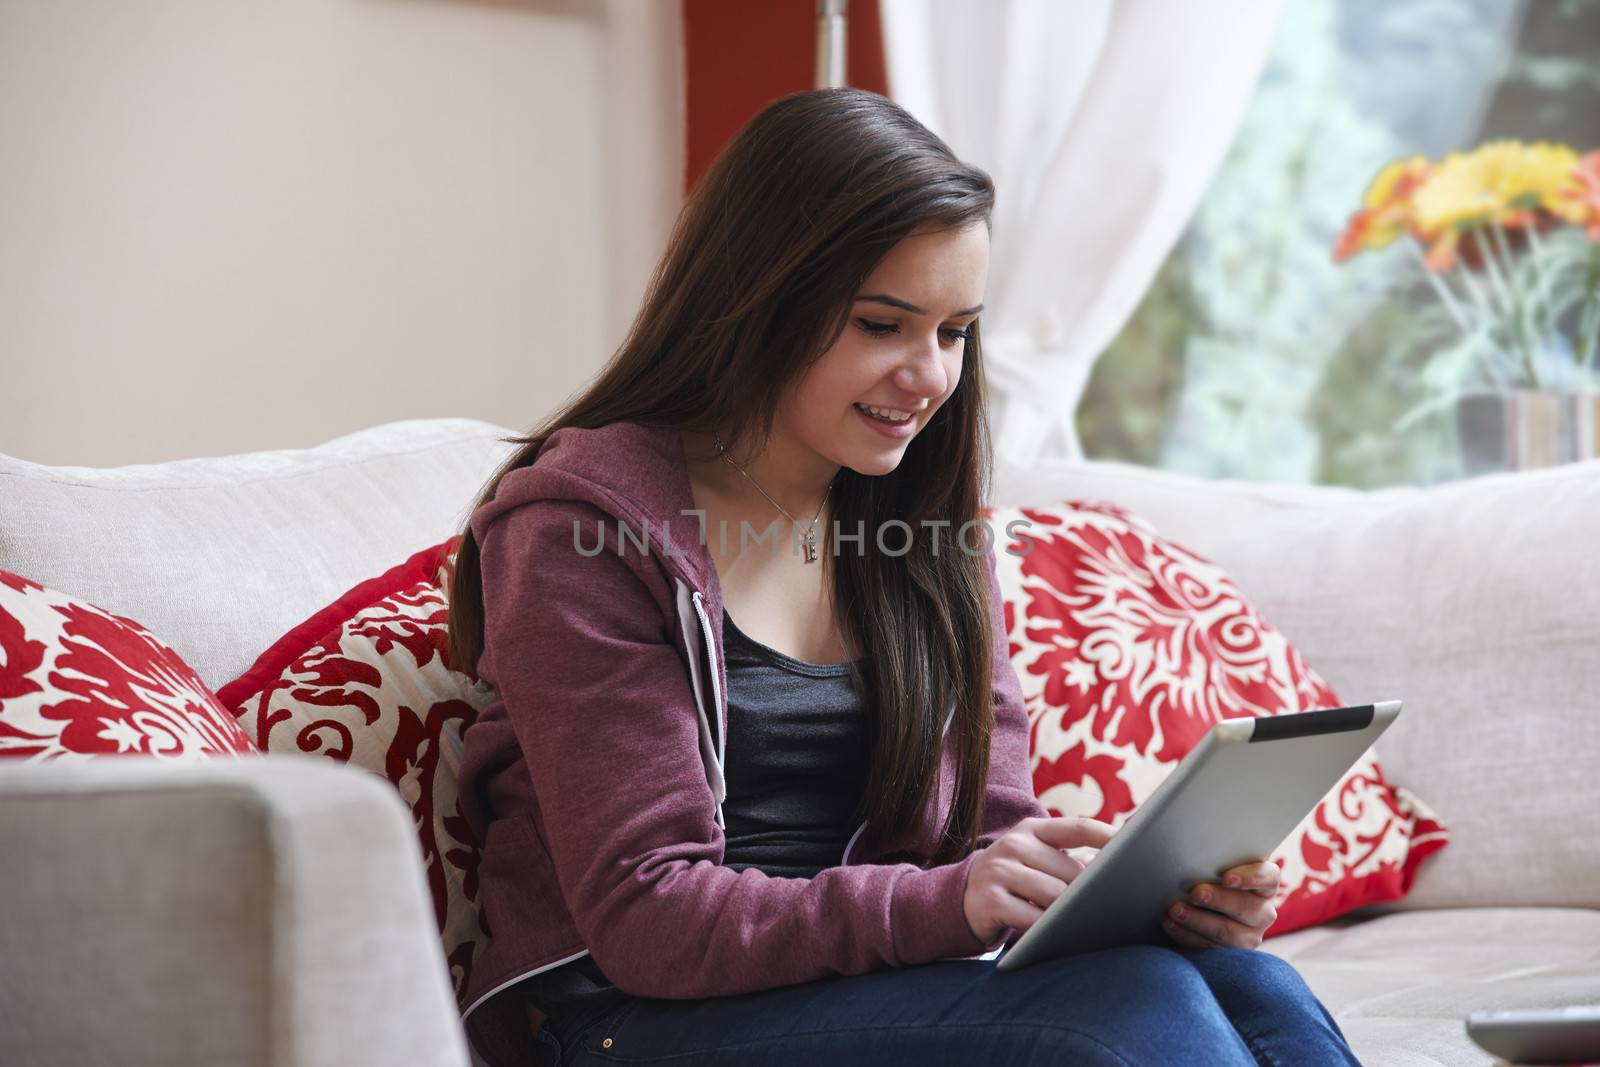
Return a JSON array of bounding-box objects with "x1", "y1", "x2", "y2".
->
[{"x1": 855, "y1": 319, "x2": 972, "y2": 346}]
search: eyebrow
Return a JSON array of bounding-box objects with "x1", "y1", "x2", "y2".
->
[{"x1": 857, "y1": 293, "x2": 984, "y2": 317}]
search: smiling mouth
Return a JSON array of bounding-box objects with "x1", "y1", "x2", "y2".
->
[{"x1": 854, "y1": 403, "x2": 916, "y2": 424}]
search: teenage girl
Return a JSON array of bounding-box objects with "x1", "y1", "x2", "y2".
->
[{"x1": 445, "y1": 87, "x2": 1362, "y2": 1067}]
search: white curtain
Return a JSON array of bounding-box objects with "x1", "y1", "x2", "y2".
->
[{"x1": 879, "y1": 0, "x2": 1289, "y2": 468}]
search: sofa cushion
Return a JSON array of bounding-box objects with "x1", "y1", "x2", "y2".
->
[
  {"x1": 992, "y1": 456, "x2": 1600, "y2": 912},
  {"x1": 218, "y1": 538, "x2": 492, "y2": 1011},
  {"x1": 0, "y1": 418, "x2": 519, "y2": 691},
  {"x1": 983, "y1": 500, "x2": 1447, "y2": 936},
  {"x1": 0, "y1": 568, "x2": 256, "y2": 760},
  {"x1": 1263, "y1": 906, "x2": 1600, "y2": 1067}
]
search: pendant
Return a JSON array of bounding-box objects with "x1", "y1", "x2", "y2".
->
[{"x1": 801, "y1": 527, "x2": 819, "y2": 564}]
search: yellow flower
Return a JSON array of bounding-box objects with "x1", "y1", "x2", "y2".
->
[
  {"x1": 1409, "y1": 140, "x2": 1582, "y2": 268},
  {"x1": 1365, "y1": 154, "x2": 1431, "y2": 211},
  {"x1": 1413, "y1": 140, "x2": 1579, "y2": 233},
  {"x1": 1516, "y1": 139, "x2": 1580, "y2": 219}
]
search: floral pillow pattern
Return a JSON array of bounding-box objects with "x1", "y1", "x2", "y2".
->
[
  {"x1": 981, "y1": 501, "x2": 1449, "y2": 935},
  {"x1": 0, "y1": 569, "x2": 256, "y2": 761}
]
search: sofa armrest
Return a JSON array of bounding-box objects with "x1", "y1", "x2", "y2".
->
[{"x1": 0, "y1": 756, "x2": 470, "y2": 1067}]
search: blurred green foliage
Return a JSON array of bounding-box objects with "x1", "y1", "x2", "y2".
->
[{"x1": 1073, "y1": 255, "x2": 1197, "y2": 468}]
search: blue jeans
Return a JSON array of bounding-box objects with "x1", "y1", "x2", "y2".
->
[{"x1": 539, "y1": 944, "x2": 1361, "y2": 1065}]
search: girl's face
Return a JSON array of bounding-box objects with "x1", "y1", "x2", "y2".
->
[{"x1": 780, "y1": 222, "x2": 989, "y2": 479}]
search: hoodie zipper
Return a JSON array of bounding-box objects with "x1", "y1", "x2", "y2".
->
[
  {"x1": 674, "y1": 580, "x2": 727, "y2": 827},
  {"x1": 689, "y1": 589, "x2": 727, "y2": 777},
  {"x1": 684, "y1": 588, "x2": 728, "y2": 828}
]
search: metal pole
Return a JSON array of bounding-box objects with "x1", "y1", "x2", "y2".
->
[{"x1": 815, "y1": 0, "x2": 849, "y2": 88}]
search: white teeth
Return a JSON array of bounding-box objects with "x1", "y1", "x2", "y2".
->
[{"x1": 857, "y1": 403, "x2": 913, "y2": 423}]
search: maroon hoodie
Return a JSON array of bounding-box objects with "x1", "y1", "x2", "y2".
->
[{"x1": 456, "y1": 420, "x2": 1049, "y2": 1065}]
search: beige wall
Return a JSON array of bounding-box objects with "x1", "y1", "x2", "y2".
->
[{"x1": 0, "y1": 0, "x2": 684, "y2": 465}]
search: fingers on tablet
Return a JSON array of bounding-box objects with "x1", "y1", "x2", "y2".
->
[
  {"x1": 1033, "y1": 815, "x2": 1115, "y2": 851},
  {"x1": 1190, "y1": 884, "x2": 1278, "y2": 930},
  {"x1": 1221, "y1": 859, "x2": 1282, "y2": 895}
]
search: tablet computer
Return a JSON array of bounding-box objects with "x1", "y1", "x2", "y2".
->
[{"x1": 995, "y1": 700, "x2": 1403, "y2": 972}]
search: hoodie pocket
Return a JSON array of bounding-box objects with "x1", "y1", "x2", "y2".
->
[{"x1": 480, "y1": 812, "x2": 581, "y2": 946}]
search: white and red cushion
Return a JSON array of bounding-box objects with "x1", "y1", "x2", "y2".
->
[
  {"x1": 217, "y1": 538, "x2": 492, "y2": 1008},
  {"x1": 0, "y1": 569, "x2": 257, "y2": 760},
  {"x1": 982, "y1": 501, "x2": 1450, "y2": 936}
]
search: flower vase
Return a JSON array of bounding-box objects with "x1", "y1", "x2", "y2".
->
[{"x1": 1456, "y1": 389, "x2": 1600, "y2": 475}]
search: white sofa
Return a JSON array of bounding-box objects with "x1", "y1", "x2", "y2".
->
[{"x1": 2, "y1": 417, "x2": 1596, "y2": 1067}]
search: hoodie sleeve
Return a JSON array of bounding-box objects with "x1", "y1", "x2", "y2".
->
[
  {"x1": 976, "y1": 544, "x2": 1052, "y2": 850},
  {"x1": 475, "y1": 497, "x2": 1002, "y2": 1000}
]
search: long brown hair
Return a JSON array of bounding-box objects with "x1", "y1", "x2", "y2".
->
[{"x1": 447, "y1": 87, "x2": 999, "y2": 866}]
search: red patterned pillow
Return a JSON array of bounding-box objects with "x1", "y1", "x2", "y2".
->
[
  {"x1": 216, "y1": 538, "x2": 493, "y2": 1007},
  {"x1": 982, "y1": 501, "x2": 1449, "y2": 936},
  {"x1": 0, "y1": 569, "x2": 257, "y2": 760}
]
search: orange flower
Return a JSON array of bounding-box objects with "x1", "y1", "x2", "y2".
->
[
  {"x1": 1333, "y1": 155, "x2": 1431, "y2": 262},
  {"x1": 1559, "y1": 149, "x2": 1600, "y2": 241}
]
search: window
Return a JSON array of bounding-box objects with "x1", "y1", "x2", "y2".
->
[{"x1": 1077, "y1": 0, "x2": 1600, "y2": 488}]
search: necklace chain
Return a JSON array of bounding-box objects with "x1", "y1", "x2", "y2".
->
[{"x1": 714, "y1": 431, "x2": 834, "y2": 562}]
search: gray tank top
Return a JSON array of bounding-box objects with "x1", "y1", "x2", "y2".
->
[{"x1": 520, "y1": 606, "x2": 874, "y2": 1027}]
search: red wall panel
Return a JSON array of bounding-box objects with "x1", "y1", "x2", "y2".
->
[{"x1": 682, "y1": 0, "x2": 888, "y2": 195}]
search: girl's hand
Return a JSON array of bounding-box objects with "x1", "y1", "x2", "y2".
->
[
  {"x1": 1163, "y1": 859, "x2": 1282, "y2": 950},
  {"x1": 963, "y1": 816, "x2": 1116, "y2": 945}
]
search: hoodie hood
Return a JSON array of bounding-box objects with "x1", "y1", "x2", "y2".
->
[
  {"x1": 469, "y1": 420, "x2": 716, "y2": 591},
  {"x1": 468, "y1": 419, "x2": 737, "y2": 839}
]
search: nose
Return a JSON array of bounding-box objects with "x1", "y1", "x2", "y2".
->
[{"x1": 892, "y1": 337, "x2": 953, "y2": 399}]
